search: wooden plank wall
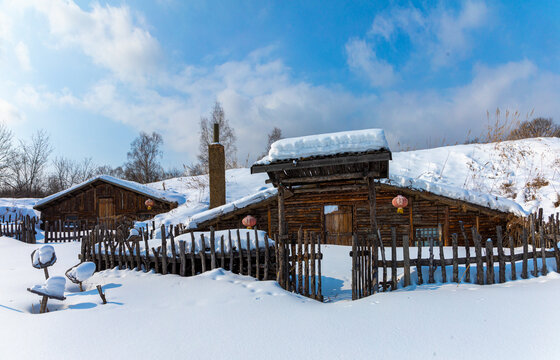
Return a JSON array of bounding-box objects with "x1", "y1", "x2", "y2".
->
[
  {"x1": 39, "y1": 182, "x2": 174, "y2": 226},
  {"x1": 196, "y1": 182, "x2": 509, "y2": 247}
]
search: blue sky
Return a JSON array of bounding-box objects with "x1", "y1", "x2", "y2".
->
[{"x1": 0, "y1": 0, "x2": 559, "y2": 169}]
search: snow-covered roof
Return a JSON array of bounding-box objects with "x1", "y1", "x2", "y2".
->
[
  {"x1": 34, "y1": 175, "x2": 186, "y2": 209},
  {"x1": 255, "y1": 128, "x2": 389, "y2": 165},
  {"x1": 186, "y1": 187, "x2": 277, "y2": 229}
]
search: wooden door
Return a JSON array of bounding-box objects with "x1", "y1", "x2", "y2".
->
[
  {"x1": 98, "y1": 198, "x2": 115, "y2": 219},
  {"x1": 324, "y1": 205, "x2": 353, "y2": 245}
]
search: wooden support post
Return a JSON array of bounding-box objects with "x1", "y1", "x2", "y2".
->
[
  {"x1": 190, "y1": 232, "x2": 196, "y2": 275},
  {"x1": 351, "y1": 233, "x2": 357, "y2": 300},
  {"x1": 391, "y1": 227, "x2": 397, "y2": 290},
  {"x1": 317, "y1": 233, "x2": 322, "y2": 301},
  {"x1": 531, "y1": 217, "x2": 538, "y2": 277},
  {"x1": 228, "y1": 230, "x2": 234, "y2": 272},
  {"x1": 497, "y1": 226, "x2": 506, "y2": 283},
  {"x1": 237, "y1": 230, "x2": 244, "y2": 277},
  {"x1": 200, "y1": 234, "x2": 207, "y2": 273},
  {"x1": 246, "y1": 232, "x2": 251, "y2": 277},
  {"x1": 220, "y1": 235, "x2": 226, "y2": 270},
  {"x1": 522, "y1": 228, "x2": 529, "y2": 279},
  {"x1": 254, "y1": 228, "x2": 260, "y2": 280},
  {"x1": 438, "y1": 224, "x2": 446, "y2": 282},
  {"x1": 297, "y1": 228, "x2": 303, "y2": 294},
  {"x1": 452, "y1": 233, "x2": 459, "y2": 283},
  {"x1": 169, "y1": 228, "x2": 177, "y2": 274},
  {"x1": 304, "y1": 232, "x2": 310, "y2": 296},
  {"x1": 428, "y1": 237, "x2": 435, "y2": 284},
  {"x1": 210, "y1": 228, "x2": 217, "y2": 270},
  {"x1": 486, "y1": 239, "x2": 494, "y2": 285},
  {"x1": 160, "y1": 225, "x2": 168, "y2": 275},
  {"x1": 472, "y1": 228, "x2": 484, "y2": 285},
  {"x1": 264, "y1": 234, "x2": 270, "y2": 281},
  {"x1": 552, "y1": 215, "x2": 560, "y2": 273},
  {"x1": 403, "y1": 234, "x2": 410, "y2": 287},
  {"x1": 310, "y1": 233, "x2": 316, "y2": 298},
  {"x1": 179, "y1": 241, "x2": 186, "y2": 276},
  {"x1": 508, "y1": 235, "x2": 517, "y2": 280},
  {"x1": 540, "y1": 226, "x2": 548, "y2": 276},
  {"x1": 278, "y1": 185, "x2": 286, "y2": 238},
  {"x1": 416, "y1": 236, "x2": 423, "y2": 285}
]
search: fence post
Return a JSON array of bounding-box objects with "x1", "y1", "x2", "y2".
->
[
  {"x1": 485, "y1": 239, "x2": 494, "y2": 285},
  {"x1": 497, "y1": 226, "x2": 506, "y2": 283},
  {"x1": 403, "y1": 234, "x2": 410, "y2": 287},
  {"x1": 452, "y1": 233, "x2": 459, "y2": 283}
]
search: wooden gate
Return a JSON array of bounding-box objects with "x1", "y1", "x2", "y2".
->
[
  {"x1": 276, "y1": 230, "x2": 323, "y2": 301},
  {"x1": 325, "y1": 205, "x2": 353, "y2": 245},
  {"x1": 350, "y1": 233, "x2": 378, "y2": 300},
  {"x1": 98, "y1": 198, "x2": 115, "y2": 220}
]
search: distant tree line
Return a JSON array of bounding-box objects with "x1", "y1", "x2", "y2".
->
[
  {"x1": 0, "y1": 126, "x2": 182, "y2": 198},
  {"x1": 0, "y1": 100, "x2": 283, "y2": 198}
]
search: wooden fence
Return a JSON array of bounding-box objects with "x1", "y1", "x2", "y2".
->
[
  {"x1": 0, "y1": 214, "x2": 37, "y2": 243},
  {"x1": 276, "y1": 229, "x2": 323, "y2": 301},
  {"x1": 81, "y1": 225, "x2": 276, "y2": 281},
  {"x1": 351, "y1": 212, "x2": 560, "y2": 300}
]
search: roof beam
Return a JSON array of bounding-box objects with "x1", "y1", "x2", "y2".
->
[{"x1": 251, "y1": 151, "x2": 391, "y2": 174}]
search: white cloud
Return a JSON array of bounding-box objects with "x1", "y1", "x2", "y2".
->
[
  {"x1": 14, "y1": 41, "x2": 31, "y2": 71},
  {"x1": 17, "y1": 0, "x2": 161, "y2": 84},
  {"x1": 345, "y1": 38, "x2": 398, "y2": 88},
  {"x1": 0, "y1": 98, "x2": 24, "y2": 125},
  {"x1": 367, "y1": 1, "x2": 489, "y2": 68}
]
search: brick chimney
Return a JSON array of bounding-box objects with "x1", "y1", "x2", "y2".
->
[{"x1": 209, "y1": 123, "x2": 226, "y2": 209}]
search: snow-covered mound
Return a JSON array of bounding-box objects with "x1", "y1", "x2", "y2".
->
[
  {"x1": 31, "y1": 245, "x2": 57, "y2": 268},
  {"x1": 28, "y1": 276, "x2": 66, "y2": 300},
  {"x1": 66, "y1": 262, "x2": 96, "y2": 283},
  {"x1": 390, "y1": 137, "x2": 560, "y2": 216},
  {"x1": 0, "y1": 198, "x2": 39, "y2": 220},
  {"x1": 256, "y1": 128, "x2": 389, "y2": 164}
]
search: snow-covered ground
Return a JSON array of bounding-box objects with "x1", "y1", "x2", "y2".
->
[
  {"x1": 2, "y1": 237, "x2": 560, "y2": 359},
  {"x1": 0, "y1": 198, "x2": 39, "y2": 220}
]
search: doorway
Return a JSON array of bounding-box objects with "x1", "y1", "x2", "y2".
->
[
  {"x1": 98, "y1": 198, "x2": 115, "y2": 219},
  {"x1": 324, "y1": 205, "x2": 353, "y2": 245}
]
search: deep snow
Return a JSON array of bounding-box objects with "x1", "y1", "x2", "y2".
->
[{"x1": 2, "y1": 237, "x2": 560, "y2": 359}]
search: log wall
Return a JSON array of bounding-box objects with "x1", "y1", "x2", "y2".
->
[
  {"x1": 38, "y1": 181, "x2": 175, "y2": 226},
  {"x1": 196, "y1": 181, "x2": 510, "y2": 246}
]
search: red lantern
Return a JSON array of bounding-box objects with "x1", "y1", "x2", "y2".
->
[
  {"x1": 242, "y1": 215, "x2": 257, "y2": 229},
  {"x1": 145, "y1": 199, "x2": 155, "y2": 210},
  {"x1": 392, "y1": 195, "x2": 408, "y2": 214}
]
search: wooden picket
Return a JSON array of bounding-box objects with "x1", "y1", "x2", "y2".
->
[
  {"x1": 351, "y1": 212, "x2": 560, "y2": 299},
  {"x1": 81, "y1": 226, "x2": 277, "y2": 282}
]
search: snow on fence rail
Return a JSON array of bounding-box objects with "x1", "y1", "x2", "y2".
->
[
  {"x1": 351, "y1": 210, "x2": 560, "y2": 300},
  {"x1": 0, "y1": 214, "x2": 37, "y2": 243},
  {"x1": 80, "y1": 225, "x2": 277, "y2": 281}
]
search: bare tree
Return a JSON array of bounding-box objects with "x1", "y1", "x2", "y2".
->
[
  {"x1": 0, "y1": 122, "x2": 13, "y2": 183},
  {"x1": 95, "y1": 165, "x2": 125, "y2": 178},
  {"x1": 6, "y1": 130, "x2": 52, "y2": 197},
  {"x1": 124, "y1": 132, "x2": 164, "y2": 184},
  {"x1": 196, "y1": 101, "x2": 238, "y2": 171},
  {"x1": 508, "y1": 117, "x2": 560, "y2": 140},
  {"x1": 46, "y1": 157, "x2": 96, "y2": 194},
  {"x1": 260, "y1": 127, "x2": 282, "y2": 158}
]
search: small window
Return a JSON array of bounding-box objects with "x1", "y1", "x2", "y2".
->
[{"x1": 415, "y1": 227, "x2": 440, "y2": 246}]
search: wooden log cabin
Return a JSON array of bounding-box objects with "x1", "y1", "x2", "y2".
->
[
  {"x1": 34, "y1": 175, "x2": 179, "y2": 227},
  {"x1": 187, "y1": 129, "x2": 520, "y2": 246}
]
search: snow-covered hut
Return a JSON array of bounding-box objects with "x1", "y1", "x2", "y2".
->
[
  {"x1": 34, "y1": 175, "x2": 183, "y2": 226},
  {"x1": 186, "y1": 128, "x2": 520, "y2": 247}
]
